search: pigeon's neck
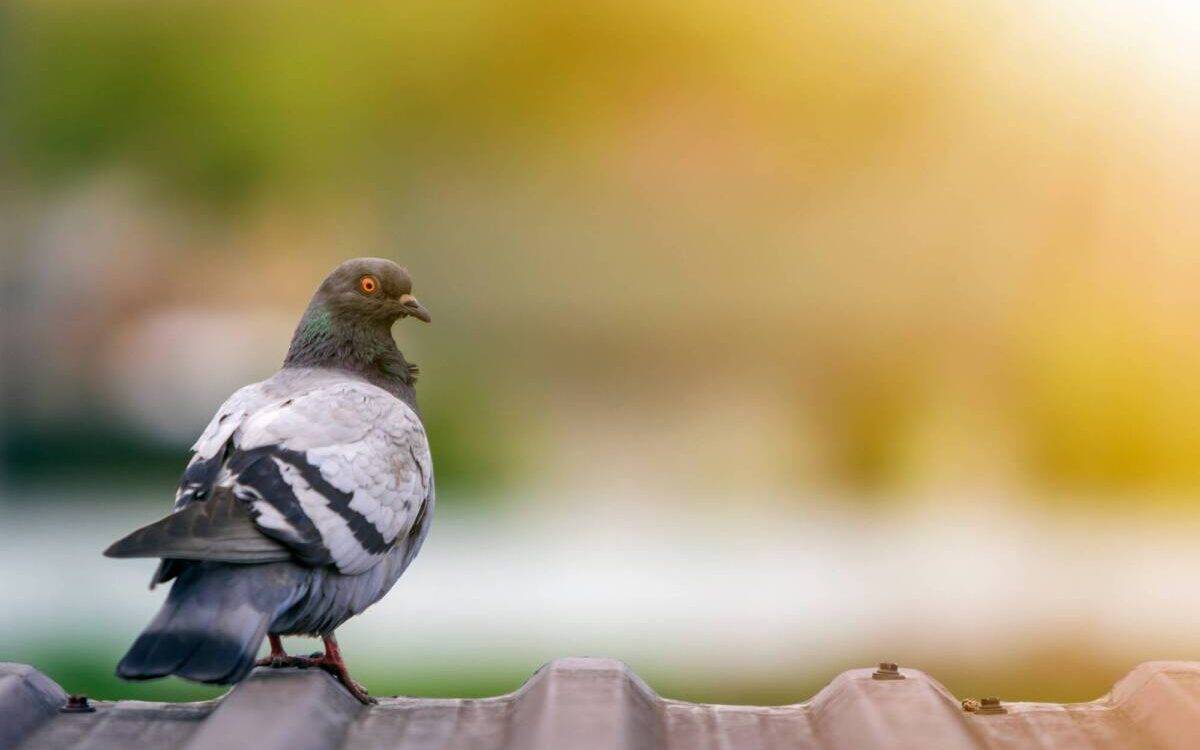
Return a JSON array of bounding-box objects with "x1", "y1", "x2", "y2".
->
[{"x1": 283, "y1": 304, "x2": 419, "y2": 409}]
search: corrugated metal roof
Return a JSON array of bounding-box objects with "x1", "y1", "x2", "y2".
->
[{"x1": 2, "y1": 658, "x2": 1197, "y2": 750}]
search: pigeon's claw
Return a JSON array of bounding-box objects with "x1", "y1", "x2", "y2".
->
[
  {"x1": 255, "y1": 634, "x2": 291, "y2": 668},
  {"x1": 330, "y1": 672, "x2": 376, "y2": 705},
  {"x1": 318, "y1": 633, "x2": 376, "y2": 705},
  {"x1": 262, "y1": 655, "x2": 293, "y2": 669}
]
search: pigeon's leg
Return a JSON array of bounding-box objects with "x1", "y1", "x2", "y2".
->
[
  {"x1": 316, "y1": 634, "x2": 375, "y2": 704},
  {"x1": 255, "y1": 634, "x2": 290, "y2": 668}
]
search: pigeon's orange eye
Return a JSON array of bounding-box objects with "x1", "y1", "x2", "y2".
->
[{"x1": 358, "y1": 275, "x2": 379, "y2": 295}]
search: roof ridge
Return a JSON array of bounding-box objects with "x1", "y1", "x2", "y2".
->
[{"x1": 5, "y1": 659, "x2": 1200, "y2": 749}]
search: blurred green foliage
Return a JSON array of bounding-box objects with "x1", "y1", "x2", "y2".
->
[
  {"x1": 1, "y1": 426, "x2": 182, "y2": 487},
  {"x1": 1, "y1": 1, "x2": 945, "y2": 204}
]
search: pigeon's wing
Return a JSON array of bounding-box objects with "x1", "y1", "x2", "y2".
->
[
  {"x1": 173, "y1": 378, "x2": 286, "y2": 508},
  {"x1": 228, "y1": 380, "x2": 433, "y2": 575},
  {"x1": 105, "y1": 372, "x2": 431, "y2": 578},
  {"x1": 103, "y1": 379, "x2": 286, "y2": 587},
  {"x1": 104, "y1": 487, "x2": 292, "y2": 563}
]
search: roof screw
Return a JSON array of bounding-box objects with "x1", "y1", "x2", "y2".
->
[
  {"x1": 872, "y1": 662, "x2": 905, "y2": 680},
  {"x1": 60, "y1": 694, "x2": 95, "y2": 713},
  {"x1": 975, "y1": 696, "x2": 1007, "y2": 715}
]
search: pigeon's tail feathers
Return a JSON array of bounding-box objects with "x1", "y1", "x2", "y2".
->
[
  {"x1": 104, "y1": 488, "x2": 292, "y2": 564},
  {"x1": 117, "y1": 562, "x2": 307, "y2": 685}
]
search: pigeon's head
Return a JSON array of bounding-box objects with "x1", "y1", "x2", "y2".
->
[{"x1": 315, "y1": 257, "x2": 431, "y2": 325}]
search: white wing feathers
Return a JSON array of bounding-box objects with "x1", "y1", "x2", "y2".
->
[{"x1": 176, "y1": 370, "x2": 432, "y2": 576}]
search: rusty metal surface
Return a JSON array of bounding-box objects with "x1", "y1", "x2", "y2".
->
[{"x1": 2, "y1": 658, "x2": 1197, "y2": 750}]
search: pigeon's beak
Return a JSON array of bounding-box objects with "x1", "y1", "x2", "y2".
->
[{"x1": 398, "y1": 294, "x2": 432, "y2": 323}]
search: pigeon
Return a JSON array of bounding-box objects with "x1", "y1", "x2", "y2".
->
[{"x1": 104, "y1": 258, "x2": 434, "y2": 704}]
